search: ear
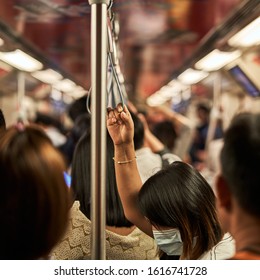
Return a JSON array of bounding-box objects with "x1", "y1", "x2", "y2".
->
[{"x1": 215, "y1": 174, "x2": 232, "y2": 212}]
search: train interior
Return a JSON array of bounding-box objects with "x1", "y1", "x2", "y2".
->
[{"x1": 0, "y1": 0, "x2": 260, "y2": 167}]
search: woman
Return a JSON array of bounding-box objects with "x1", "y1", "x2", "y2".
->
[
  {"x1": 106, "y1": 104, "x2": 234, "y2": 260},
  {"x1": 0, "y1": 125, "x2": 70, "y2": 260},
  {"x1": 51, "y1": 130, "x2": 158, "y2": 260}
]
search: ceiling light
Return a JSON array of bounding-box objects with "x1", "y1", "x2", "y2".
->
[
  {"x1": 53, "y1": 78, "x2": 76, "y2": 92},
  {"x1": 228, "y1": 16, "x2": 260, "y2": 47},
  {"x1": 146, "y1": 93, "x2": 168, "y2": 107},
  {"x1": 32, "y1": 69, "x2": 63, "y2": 84},
  {"x1": 177, "y1": 68, "x2": 208, "y2": 85},
  {"x1": 0, "y1": 49, "x2": 43, "y2": 72},
  {"x1": 195, "y1": 49, "x2": 241, "y2": 71},
  {"x1": 65, "y1": 86, "x2": 87, "y2": 98}
]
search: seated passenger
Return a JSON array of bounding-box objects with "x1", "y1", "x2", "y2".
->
[
  {"x1": 216, "y1": 112, "x2": 260, "y2": 260},
  {"x1": 106, "y1": 104, "x2": 235, "y2": 260},
  {"x1": 51, "y1": 131, "x2": 159, "y2": 260},
  {"x1": 0, "y1": 125, "x2": 70, "y2": 260}
]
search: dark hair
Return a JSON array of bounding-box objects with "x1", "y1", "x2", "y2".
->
[
  {"x1": 35, "y1": 112, "x2": 65, "y2": 133},
  {"x1": 220, "y1": 112, "x2": 260, "y2": 216},
  {"x1": 129, "y1": 110, "x2": 144, "y2": 150},
  {"x1": 138, "y1": 161, "x2": 222, "y2": 259},
  {"x1": 71, "y1": 131, "x2": 133, "y2": 227},
  {"x1": 196, "y1": 103, "x2": 210, "y2": 114},
  {"x1": 0, "y1": 109, "x2": 6, "y2": 131},
  {"x1": 59, "y1": 113, "x2": 91, "y2": 166},
  {"x1": 152, "y1": 120, "x2": 177, "y2": 150},
  {"x1": 67, "y1": 96, "x2": 87, "y2": 122},
  {"x1": 0, "y1": 126, "x2": 70, "y2": 259}
]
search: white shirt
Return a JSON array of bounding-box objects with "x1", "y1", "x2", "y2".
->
[
  {"x1": 199, "y1": 233, "x2": 235, "y2": 260},
  {"x1": 136, "y1": 147, "x2": 180, "y2": 183}
]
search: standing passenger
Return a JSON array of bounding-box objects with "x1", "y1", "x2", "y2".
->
[
  {"x1": 216, "y1": 112, "x2": 260, "y2": 259},
  {"x1": 51, "y1": 131, "x2": 159, "y2": 260},
  {"x1": 106, "y1": 104, "x2": 235, "y2": 260}
]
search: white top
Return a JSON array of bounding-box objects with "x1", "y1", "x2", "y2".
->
[
  {"x1": 198, "y1": 233, "x2": 235, "y2": 260},
  {"x1": 136, "y1": 147, "x2": 180, "y2": 183}
]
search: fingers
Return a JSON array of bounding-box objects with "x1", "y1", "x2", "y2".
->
[
  {"x1": 107, "y1": 107, "x2": 117, "y2": 125},
  {"x1": 107, "y1": 103, "x2": 133, "y2": 127}
]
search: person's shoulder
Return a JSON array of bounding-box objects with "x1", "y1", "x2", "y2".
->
[
  {"x1": 158, "y1": 148, "x2": 182, "y2": 164},
  {"x1": 229, "y1": 251, "x2": 260, "y2": 260}
]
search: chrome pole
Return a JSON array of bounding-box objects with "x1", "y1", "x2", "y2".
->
[{"x1": 88, "y1": 0, "x2": 109, "y2": 260}]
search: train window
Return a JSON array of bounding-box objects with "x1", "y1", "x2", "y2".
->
[{"x1": 228, "y1": 65, "x2": 260, "y2": 98}]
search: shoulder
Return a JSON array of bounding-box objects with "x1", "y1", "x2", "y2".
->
[
  {"x1": 106, "y1": 227, "x2": 159, "y2": 260},
  {"x1": 157, "y1": 148, "x2": 181, "y2": 165},
  {"x1": 230, "y1": 251, "x2": 260, "y2": 260}
]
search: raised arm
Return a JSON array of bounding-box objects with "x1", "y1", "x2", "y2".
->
[{"x1": 107, "y1": 104, "x2": 153, "y2": 237}]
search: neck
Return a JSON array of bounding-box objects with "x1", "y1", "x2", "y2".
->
[{"x1": 231, "y1": 207, "x2": 260, "y2": 254}]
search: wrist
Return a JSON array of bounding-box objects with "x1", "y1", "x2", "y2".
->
[{"x1": 114, "y1": 141, "x2": 135, "y2": 160}]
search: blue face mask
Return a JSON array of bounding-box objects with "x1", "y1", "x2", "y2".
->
[{"x1": 153, "y1": 228, "x2": 183, "y2": 256}]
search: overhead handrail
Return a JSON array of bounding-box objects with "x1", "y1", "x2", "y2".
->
[{"x1": 86, "y1": 3, "x2": 126, "y2": 114}]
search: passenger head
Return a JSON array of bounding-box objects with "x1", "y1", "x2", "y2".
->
[
  {"x1": 71, "y1": 131, "x2": 132, "y2": 227},
  {"x1": 138, "y1": 161, "x2": 222, "y2": 259},
  {"x1": 0, "y1": 125, "x2": 70, "y2": 259},
  {"x1": 152, "y1": 120, "x2": 177, "y2": 150},
  {"x1": 218, "y1": 112, "x2": 260, "y2": 218},
  {"x1": 196, "y1": 103, "x2": 210, "y2": 124}
]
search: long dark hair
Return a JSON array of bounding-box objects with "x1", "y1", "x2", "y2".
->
[
  {"x1": 71, "y1": 131, "x2": 133, "y2": 227},
  {"x1": 138, "y1": 161, "x2": 223, "y2": 259}
]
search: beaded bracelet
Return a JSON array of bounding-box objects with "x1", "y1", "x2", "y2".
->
[{"x1": 113, "y1": 156, "x2": 137, "y2": 164}]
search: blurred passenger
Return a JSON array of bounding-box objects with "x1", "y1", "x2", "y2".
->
[
  {"x1": 59, "y1": 113, "x2": 91, "y2": 168},
  {"x1": 152, "y1": 120, "x2": 177, "y2": 152},
  {"x1": 51, "y1": 131, "x2": 158, "y2": 260},
  {"x1": 67, "y1": 95, "x2": 88, "y2": 122},
  {"x1": 106, "y1": 104, "x2": 235, "y2": 260},
  {"x1": 0, "y1": 109, "x2": 6, "y2": 132},
  {"x1": 131, "y1": 110, "x2": 180, "y2": 183},
  {"x1": 189, "y1": 103, "x2": 222, "y2": 168},
  {"x1": 0, "y1": 125, "x2": 70, "y2": 260},
  {"x1": 34, "y1": 112, "x2": 67, "y2": 147},
  {"x1": 216, "y1": 112, "x2": 260, "y2": 260},
  {"x1": 146, "y1": 105, "x2": 193, "y2": 161}
]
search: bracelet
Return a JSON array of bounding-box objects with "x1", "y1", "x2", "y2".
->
[{"x1": 113, "y1": 156, "x2": 137, "y2": 164}]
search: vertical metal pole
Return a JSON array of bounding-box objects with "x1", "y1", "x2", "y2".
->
[{"x1": 88, "y1": 0, "x2": 109, "y2": 260}]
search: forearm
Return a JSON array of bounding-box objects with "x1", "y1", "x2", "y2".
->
[
  {"x1": 113, "y1": 141, "x2": 142, "y2": 210},
  {"x1": 113, "y1": 141, "x2": 153, "y2": 237},
  {"x1": 144, "y1": 130, "x2": 165, "y2": 153}
]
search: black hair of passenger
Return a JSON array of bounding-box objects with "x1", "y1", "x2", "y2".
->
[
  {"x1": 59, "y1": 113, "x2": 91, "y2": 166},
  {"x1": 196, "y1": 103, "x2": 210, "y2": 114},
  {"x1": 71, "y1": 131, "x2": 133, "y2": 227},
  {"x1": 220, "y1": 112, "x2": 260, "y2": 217},
  {"x1": 138, "y1": 161, "x2": 222, "y2": 260},
  {"x1": 128, "y1": 109, "x2": 144, "y2": 150},
  {"x1": 152, "y1": 120, "x2": 177, "y2": 150},
  {"x1": 0, "y1": 109, "x2": 6, "y2": 130}
]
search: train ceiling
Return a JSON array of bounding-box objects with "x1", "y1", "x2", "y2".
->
[{"x1": 0, "y1": 0, "x2": 258, "y2": 101}]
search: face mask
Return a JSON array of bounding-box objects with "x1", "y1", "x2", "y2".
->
[{"x1": 153, "y1": 228, "x2": 183, "y2": 256}]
